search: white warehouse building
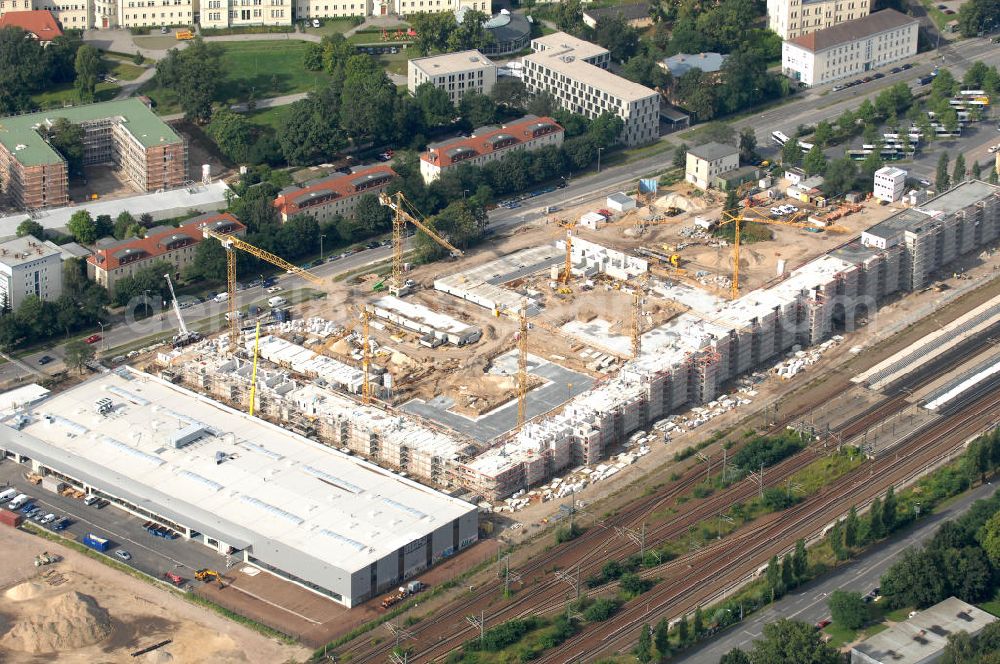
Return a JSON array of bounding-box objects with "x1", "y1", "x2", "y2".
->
[
  {"x1": 0, "y1": 369, "x2": 478, "y2": 608},
  {"x1": 781, "y1": 9, "x2": 918, "y2": 87}
]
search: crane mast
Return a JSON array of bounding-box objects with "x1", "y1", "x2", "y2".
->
[
  {"x1": 163, "y1": 273, "x2": 189, "y2": 336},
  {"x1": 378, "y1": 191, "x2": 464, "y2": 296}
]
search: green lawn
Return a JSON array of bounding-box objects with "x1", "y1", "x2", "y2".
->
[
  {"x1": 32, "y1": 82, "x2": 118, "y2": 109},
  {"x1": 979, "y1": 588, "x2": 1000, "y2": 617},
  {"x1": 377, "y1": 50, "x2": 411, "y2": 76},
  {"x1": 245, "y1": 105, "x2": 292, "y2": 132},
  {"x1": 300, "y1": 17, "x2": 358, "y2": 36},
  {"x1": 142, "y1": 40, "x2": 330, "y2": 114},
  {"x1": 103, "y1": 57, "x2": 147, "y2": 81}
]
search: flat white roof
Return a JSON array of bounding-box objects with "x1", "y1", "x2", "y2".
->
[
  {"x1": 409, "y1": 49, "x2": 496, "y2": 76},
  {"x1": 530, "y1": 32, "x2": 609, "y2": 59},
  {"x1": 11, "y1": 370, "x2": 475, "y2": 573},
  {"x1": 370, "y1": 295, "x2": 479, "y2": 337},
  {"x1": 523, "y1": 49, "x2": 659, "y2": 102},
  {"x1": 0, "y1": 235, "x2": 61, "y2": 267}
]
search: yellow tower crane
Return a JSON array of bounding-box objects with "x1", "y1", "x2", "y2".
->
[
  {"x1": 361, "y1": 305, "x2": 373, "y2": 405},
  {"x1": 517, "y1": 305, "x2": 528, "y2": 429},
  {"x1": 201, "y1": 228, "x2": 325, "y2": 353},
  {"x1": 377, "y1": 192, "x2": 464, "y2": 295},
  {"x1": 632, "y1": 288, "x2": 642, "y2": 359}
]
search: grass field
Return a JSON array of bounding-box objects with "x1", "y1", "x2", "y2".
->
[
  {"x1": 301, "y1": 17, "x2": 359, "y2": 36},
  {"x1": 103, "y1": 57, "x2": 147, "y2": 81},
  {"x1": 142, "y1": 40, "x2": 329, "y2": 114},
  {"x1": 377, "y1": 50, "x2": 410, "y2": 75},
  {"x1": 32, "y1": 82, "x2": 118, "y2": 108},
  {"x1": 245, "y1": 105, "x2": 292, "y2": 131}
]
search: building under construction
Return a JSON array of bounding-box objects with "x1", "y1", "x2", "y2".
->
[{"x1": 0, "y1": 99, "x2": 187, "y2": 210}]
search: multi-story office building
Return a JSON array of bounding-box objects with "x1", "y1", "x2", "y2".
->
[
  {"x1": 419, "y1": 115, "x2": 564, "y2": 183},
  {"x1": 272, "y1": 165, "x2": 397, "y2": 223},
  {"x1": 0, "y1": 99, "x2": 187, "y2": 211},
  {"x1": 0, "y1": 235, "x2": 63, "y2": 311},
  {"x1": 685, "y1": 142, "x2": 739, "y2": 190},
  {"x1": 781, "y1": 9, "x2": 918, "y2": 86},
  {"x1": 114, "y1": 0, "x2": 194, "y2": 28},
  {"x1": 87, "y1": 212, "x2": 244, "y2": 292},
  {"x1": 522, "y1": 32, "x2": 659, "y2": 147},
  {"x1": 408, "y1": 50, "x2": 498, "y2": 105},
  {"x1": 768, "y1": 0, "x2": 870, "y2": 40}
]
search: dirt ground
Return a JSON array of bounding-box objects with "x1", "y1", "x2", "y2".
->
[
  {"x1": 68, "y1": 165, "x2": 139, "y2": 204},
  {"x1": 168, "y1": 119, "x2": 236, "y2": 183},
  {"x1": 0, "y1": 526, "x2": 310, "y2": 664}
]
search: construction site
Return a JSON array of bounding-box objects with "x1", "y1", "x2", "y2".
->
[{"x1": 129, "y1": 173, "x2": 1000, "y2": 510}]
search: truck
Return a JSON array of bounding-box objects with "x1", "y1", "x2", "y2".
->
[
  {"x1": 380, "y1": 581, "x2": 427, "y2": 608},
  {"x1": 0, "y1": 488, "x2": 17, "y2": 503},
  {"x1": 41, "y1": 477, "x2": 66, "y2": 494},
  {"x1": 267, "y1": 296, "x2": 287, "y2": 308},
  {"x1": 82, "y1": 533, "x2": 111, "y2": 552},
  {"x1": 163, "y1": 571, "x2": 185, "y2": 586},
  {"x1": 0, "y1": 508, "x2": 23, "y2": 528}
]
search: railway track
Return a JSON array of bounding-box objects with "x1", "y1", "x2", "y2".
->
[
  {"x1": 542, "y1": 387, "x2": 1000, "y2": 663},
  {"x1": 337, "y1": 329, "x2": 1000, "y2": 663}
]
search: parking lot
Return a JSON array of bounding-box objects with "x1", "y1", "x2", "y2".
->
[{"x1": 0, "y1": 459, "x2": 224, "y2": 589}]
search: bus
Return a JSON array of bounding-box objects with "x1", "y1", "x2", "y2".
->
[{"x1": 771, "y1": 130, "x2": 790, "y2": 145}]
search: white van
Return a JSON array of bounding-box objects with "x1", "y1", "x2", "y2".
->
[
  {"x1": 83, "y1": 495, "x2": 98, "y2": 506},
  {"x1": 8, "y1": 494, "x2": 29, "y2": 510},
  {"x1": 0, "y1": 488, "x2": 17, "y2": 503},
  {"x1": 213, "y1": 292, "x2": 229, "y2": 303},
  {"x1": 267, "y1": 296, "x2": 287, "y2": 308}
]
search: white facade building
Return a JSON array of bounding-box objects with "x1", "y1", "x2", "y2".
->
[
  {"x1": 0, "y1": 235, "x2": 62, "y2": 312},
  {"x1": 407, "y1": 50, "x2": 498, "y2": 104},
  {"x1": 522, "y1": 32, "x2": 660, "y2": 147},
  {"x1": 685, "y1": 142, "x2": 739, "y2": 190},
  {"x1": 768, "y1": 0, "x2": 871, "y2": 40},
  {"x1": 873, "y1": 166, "x2": 906, "y2": 203},
  {"x1": 782, "y1": 9, "x2": 918, "y2": 86}
]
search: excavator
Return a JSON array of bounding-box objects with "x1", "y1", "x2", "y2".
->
[{"x1": 194, "y1": 569, "x2": 226, "y2": 589}]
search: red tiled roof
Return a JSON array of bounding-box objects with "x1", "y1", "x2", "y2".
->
[
  {"x1": 0, "y1": 11, "x2": 62, "y2": 41},
  {"x1": 420, "y1": 116, "x2": 564, "y2": 169},
  {"x1": 273, "y1": 165, "x2": 397, "y2": 217},
  {"x1": 87, "y1": 213, "x2": 244, "y2": 271}
]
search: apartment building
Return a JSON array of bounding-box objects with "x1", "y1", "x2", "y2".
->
[
  {"x1": 115, "y1": 0, "x2": 194, "y2": 28},
  {"x1": 0, "y1": 100, "x2": 187, "y2": 211},
  {"x1": 87, "y1": 213, "x2": 244, "y2": 292},
  {"x1": 419, "y1": 115, "x2": 564, "y2": 183},
  {"x1": 272, "y1": 164, "x2": 397, "y2": 223},
  {"x1": 0, "y1": 9, "x2": 61, "y2": 40},
  {"x1": 522, "y1": 32, "x2": 659, "y2": 147},
  {"x1": 685, "y1": 142, "x2": 739, "y2": 190},
  {"x1": 199, "y1": 0, "x2": 291, "y2": 28},
  {"x1": 781, "y1": 9, "x2": 918, "y2": 86},
  {"x1": 408, "y1": 50, "x2": 498, "y2": 105},
  {"x1": 0, "y1": 236, "x2": 63, "y2": 311},
  {"x1": 0, "y1": 0, "x2": 87, "y2": 29},
  {"x1": 768, "y1": 0, "x2": 870, "y2": 40}
]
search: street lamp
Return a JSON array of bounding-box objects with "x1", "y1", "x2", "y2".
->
[
  {"x1": 259, "y1": 273, "x2": 265, "y2": 298},
  {"x1": 142, "y1": 289, "x2": 151, "y2": 319},
  {"x1": 597, "y1": 147, "x2": 604, "y2": 173},
  {"x1": 320, "y1": 234, "x2": 326, "y2": 262},
  {"x1": 97, "y1": 321, "x2": 106, "y2": 351}
]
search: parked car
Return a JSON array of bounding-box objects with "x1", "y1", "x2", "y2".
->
[
  {"x1": 815, "y1": 618, "x2": 832, "y2": 629},
  {"x1": 890, "y1": 67, "x2": 902, "y2": 73},
  {"x1": 52, "y1": 518, "x2": 70, "y2": 531},
  {"x1": 312, "y1": 18, "x2": 320, "y2": 27},
  {"x1": 160, "y1": 25, "x2": 169, "y2": 34},
  {"x1": 919, "y1": 178, "x2": 932, "y2": 186},
  {"x1": 873, "y1": 72, "x2": 885, "y2": 79},
  {"x1": 95, "y1": 499, "x2": 109, "y2": 509},
  {"x1": 266, "y1": 286, "x2": 282, "y2": 293},
  {"x1": 40, "y1": 513, "x2": 56, "y2": 524},
  {"x1": 84, "y1": 334, "x2": 101, "y2": 344},
  {"x1": 24, "y1": 507, "x2": 41, "y2": 519},
  {"x1": 901, "y1": 63, "x2": 912, "y2": 70},
  {"x1": 38, "y1": 355, "x2": 53, "y2": 365},
  {"x1": 115, "y1": 550, "x2": 132, "y2": 561}
]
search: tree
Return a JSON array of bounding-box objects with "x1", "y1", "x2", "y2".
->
[
  {"x1": 973, "y1": 160, "x2": 983, "y2": 180},
  {"x1": 207, "y1": 109, "x2": 255, "y2": 164},
  {"x1": 42, "y1": 118, "x2": 85, "y2": 181},
  {"x1": 748, "y1": 619, "x2": 842, "y2": 664},
  {"x1": 721, "y1": 649, "x2": 752, "y2": 664},
  {"x1": 458, "y1": 91, "x2": 496, "y2": 129},
  {"x1": 869, "y1": 496, "x2": 886, "y2": 540},
  {"x1": 828, "y1": 590, "x2": 867, "y2": 630},
  {"x1": 527, "y1": 91, "x2": 559, "y2": 118},
  {"x1": 979, "y1": 510, "x2": 1000, "y2": 568},
  {"x1": 654, "y1": 618, "x2": 670, "y2": 658},
  {"x1": 766, "y1": 555, "x2": 781, "y2": 595},
  {"x1": 953, "y1": 154, "x2": 967, "y2": 185},
  {"x1": 339, "y1": 55, "x2": 396, "y2": 142},
  {"x1": 782, "y1": 139, "x2": 802, "y2": 166},
  {"x1": 74, "y1": 45, "x2": 101, "y2": 102},
  {"x1": 353, "y1": 193, "x2": 391, "y2": 235},
  {"x1": 621, "y1": 52, "x2": 671, "y2": 89},
  {"x1": 489, "y1": 78, "x2": 529, "y2": 111},
  {"x1": 67, "y1": 210, "x2": 98, "y2": 245},
  {"x1": 793, "y1": 539, "x2": 808, "y2": 580},
  {"x1": 693, "y1": 606, "x2": 705, "y2": 635},
  {"x1": 277, "y1": 96, "x2": 347, "y2": 166},
  {"x1": 555, "y1": 0, "x2": 584, "y2": 31},
  {"x1": 946, "y1": 546, "x2": 994, "y2": 603},
  {"x1": 802, "y1": 144, "x2": 827, "y2": 176},
  {"x1": 132, "y1": 50, "x2": 144, "y2": 66},
  {"x1": 936, "y1": 152, "x2": 951, "y2": 192},
  {"x1": 43, "y1": 34, "x2": 83, "y2": 86},
  {"x1": 448, "y1": 9, "x2": 494, "y2": 52},
  {"x1": 812, "y1": 121, "x2": 834, "y2": 148},
  {"x1": 739, "y1": 127, "x2": 757, "y2": 165},
  {"x1": 673, "y1": 144, "x2": 689, "y2": 169},
  {"x1": 593, "y1": 14, "x2": 640, "y2": 62},
  {"x1": 830, "y1": 520, "x2": 848, "y2": 561},
  {"x1": 154, "y1": 38, "x2": 223, "y2": 123},
  {"x1": 635, "y1": 623, "x2": 653, "y2": 663},
  {"x1": 303, "y1": 42, "x2": 323, "y2": 71},
  {"x1": 319, "y1": 32, "x2": 355, "y2": 73},
  {"x1": 844, "y1": 506, "x2": 860, "y2": 547},
  {"x1": 0, "y1": 26, "x2": 45, "y2": 114},
  {"x1": 112, "y1": 211, "x2": 136, "y2": 240},
  {"x1": 882, "y1": 486, "x2": 897, "y2": 534},
  {"x1": 880, "y1": 548, "x2": 950, "y2": 609},
  {"x1": 64, "y1": 339, "x2": 95, "y2": 374},
  {"x1": 16, "y1": 219, "x2": 44, "y2": 239},
  {"x1": 781, "y1": 554, "x2": 795, "y2": 589},
  {"x1": 723, "y1": 188, "x2": 740, "y2": 220},
  {"x1": 676, "y1": 613, "x2": 689, "y2": 643},
  {"x1": 414, "y1": 82, "x2": 455, "y2": 127},
  {"x1": 823, "y1": 158, "x2": 858, "y2": 195}
]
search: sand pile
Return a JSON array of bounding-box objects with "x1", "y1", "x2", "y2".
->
[
  {"x1": 1, "y1": 590, "x2": 112, "y2": 653},
  {"x1": 4, "y1": 581, "x2": 46, "y2": 601}
]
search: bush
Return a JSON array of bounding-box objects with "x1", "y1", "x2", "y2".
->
[
  {"x1": 693, "y1": 484, "x2": 714, "y2": 499},
  {"x1": 731, "y1": 432, "x2": 805, "y2": 471},
  {"x1": 583, "y1": 598, "x2": 621, "y2": 622},
  {"x1": 761, "y1": 487, "x2": 798, "y2": 511},
  {"x1": 129, "y1": 26, "x2": 151, "y2": 35},
  {"x1": 674, "y1": 446, "x2": 696, "y2": 462},
  {"x1": 466, "y1": 617, "x2": 541, "y2": 652},
  {"x1": 555, "y1": 521, "x2": 584, "y2": 544}
]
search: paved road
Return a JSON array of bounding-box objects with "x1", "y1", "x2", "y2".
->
[{"x1": 677, "y1": 481, "x2": 1000, "y2": 663}]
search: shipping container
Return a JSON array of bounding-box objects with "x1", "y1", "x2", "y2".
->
[
  {"x1": 83, "y1": 533, "x2": 110, "y2": 552},
  {"x1": 0, "y1": 509, "x2": 23, "y2": 528},
  {"x1": 41, "y1": 477, "x2": 66, "y2": 493}
]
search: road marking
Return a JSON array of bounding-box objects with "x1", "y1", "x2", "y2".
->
[{"x1": 221, "y1": 583, "x2": 322, "y2": 625}]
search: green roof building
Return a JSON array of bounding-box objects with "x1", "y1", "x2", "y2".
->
[{"x1": 0, "y1": 99, "x2": 187, "y2": 211}]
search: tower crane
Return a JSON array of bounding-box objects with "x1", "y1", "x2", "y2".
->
[
  {"x1": 377, "y1": 192, "x2": 464, "y2": 296},
  {"x1": 163, "y1": 272, "x2": 201, "y2": 347},
  {"x1": 517, "y1": 305, "x2": 528, "y2": 429},
  {"x1": 201, "y1": 228, "x2": 324, "y2": 353}
]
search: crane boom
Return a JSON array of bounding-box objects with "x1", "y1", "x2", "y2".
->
[
  {"x1": 163, "y1": 273, "x2": 189, "y2": 335},
  {"x1": 378, "y1": 191, "x2": 464, "y2": 294},
  {"x1": 201, "y1": 227, "x2": 324, "y2": 353}
]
